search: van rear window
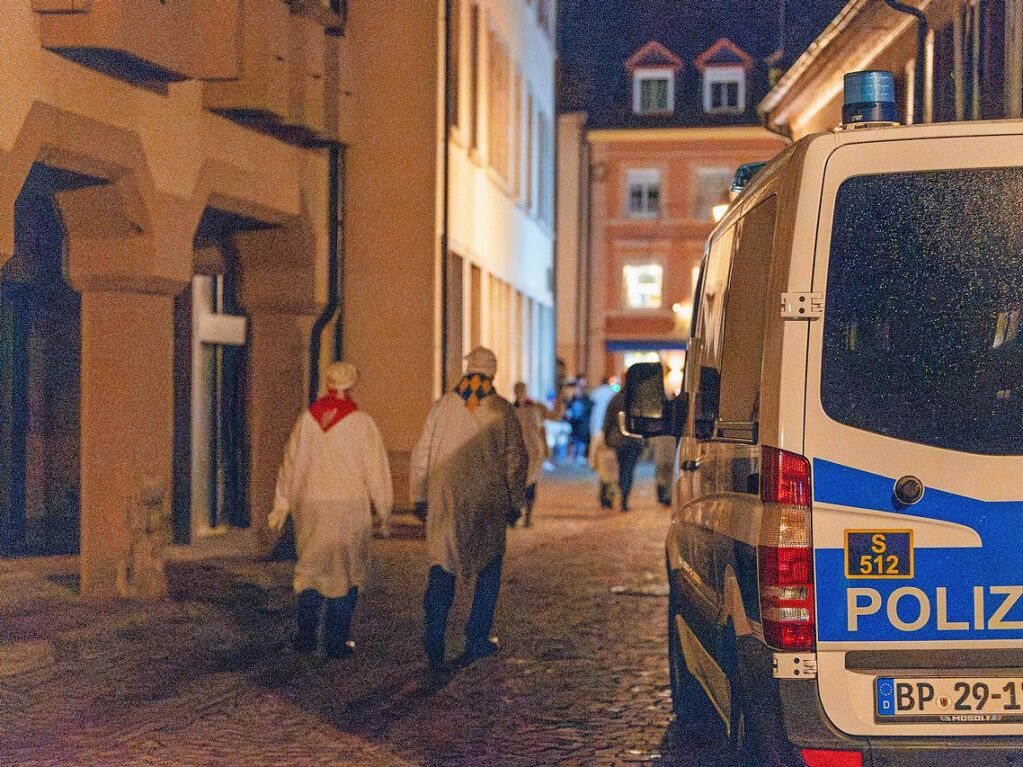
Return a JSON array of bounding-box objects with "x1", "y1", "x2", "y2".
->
[{"x1": 822, "y1": 168, "x2": 1023, "y2": 455}]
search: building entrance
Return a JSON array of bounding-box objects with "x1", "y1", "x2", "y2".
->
[
  {"x1": 172, "y1": 208, "x2": 257, "y2": 543},
  {"x1": 0, "y1": 166, "x2": 84, "y2": 555}
]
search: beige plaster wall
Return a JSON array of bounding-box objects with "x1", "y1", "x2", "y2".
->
[
  {"x1": 0, "y1": 6, "x2": 324, "y2": 244},
  {"x1": 341, "y1": 0, "x2": 442, "y2": 508},
  {"x1": 0, "y1": 3, "x2": 331, "y2": 594},
  {"x1": 556, "y1": 112, "x2": 588, "y2": 378}
]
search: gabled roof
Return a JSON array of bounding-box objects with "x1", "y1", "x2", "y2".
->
[
  {"x1": 557, "y1": 0, "x2": 848, "y2": 130},
  {"x1": 695, "y1": 38, "x2": 755, "y2": 72},
  {"x1": 625, "y1": 40, "x2": 683, "y2": 72}
]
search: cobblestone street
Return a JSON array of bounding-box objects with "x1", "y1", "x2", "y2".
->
[{"x1": 0, "y1": 466, "x2": 731, "y2": 767}]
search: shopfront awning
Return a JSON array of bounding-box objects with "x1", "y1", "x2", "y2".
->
[{"x1": 605, "y1": 339, "x2": 687, "y2": 352}]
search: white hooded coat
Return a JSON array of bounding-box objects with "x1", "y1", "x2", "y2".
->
[
  {"x1": 410, "y1": 391, "x2": 528, "y2": 579},
  {"x1": 270, "y1": 408, "x2": 393, "y2": 598}
]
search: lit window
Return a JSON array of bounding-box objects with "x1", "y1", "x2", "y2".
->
[
  {"x1": 703, "y1": 66, "x2": 745, "y2": 114},
  {"x1": 633, "y1": 69, "x2": 674, "y2": 115},
  {"x1": 624, "y1": 264, "x2": 664, "y2": 309},
  {"x1": 625, "y1": 168, "x2": 661, "y2": 217},
  {"x1": 693, "y1": 168, "x2": 734, "y2": 220}
]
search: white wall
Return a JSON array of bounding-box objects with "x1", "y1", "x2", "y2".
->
[{"x1": 445, "y1": 0, "x2": 556, "y2": 398}]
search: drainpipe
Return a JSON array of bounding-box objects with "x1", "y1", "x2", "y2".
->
[
  {"x1": 440, "y1": 0, "x2": 453, "y2": 391},
  {"x1": 308, "y1": 0, "x2": 347, "y2": 404},
  {"x1": 885, "y1": 0, "x2": 927, "y2": 123}
]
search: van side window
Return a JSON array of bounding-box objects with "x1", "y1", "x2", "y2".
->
[
  {"x1": 693, "y1": 225, "x2": 735, "y2": 438},
  {"x1": 719, "y1": 196, "x2": 777, "y2": 429}
]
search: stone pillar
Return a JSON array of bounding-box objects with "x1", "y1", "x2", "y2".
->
[
  {"x1": 246, "y1": 310, "x2": 316, "y2": 542},
  {"x1": 79, "y1": 290, "x2": 176, "y2": 597}
]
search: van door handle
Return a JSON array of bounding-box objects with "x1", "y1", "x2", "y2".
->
[{"x1": 680, "y1": 459, "x2": 700, "y2": 472}]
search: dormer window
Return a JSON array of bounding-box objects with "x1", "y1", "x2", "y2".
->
[
  {"x1": 634, "y1": 70, "x2": 674, "y2": 115},
  {"x1": 695, "y1": 38, "x2": 753, "y2": 116},
  {"x1": 704, "y1": 66, "x2": 745, "y2": 113},
  {"x1": 625, "y1": 41, "x2": 683, "y2": 117}
]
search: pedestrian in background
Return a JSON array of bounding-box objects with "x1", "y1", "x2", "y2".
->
[
  {"x1": 651, "y1": 435, "x2": 676, "y2": 507},
  {"x1": 269, "y1": 362, "x2": 393, "y2": 659},
  {"x1": 548, "y1": 383, "x2": 574, "y2": 462},
  {"x1": 587, "y1": 376, "x2": 619, "y2": 508},
  {"x1": 603, "y1": 389, "x2": 646, "y2": 512},
  {"x1": 513, "y1": 381, "x2": 548, "y2": 527},
  {"x1": 565, "y1": 378, "x2": 593, "y2": 464},
  {"x1": 411, "y1": 347, "x2": 528, "y2": 670}
]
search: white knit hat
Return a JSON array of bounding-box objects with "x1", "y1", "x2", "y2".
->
[
  {"x1": 464, "y1": 346, "x2": 497, "y2": 378},
  {"x1": 324, "y1": 361, "x2": 358, "y2": 393}
]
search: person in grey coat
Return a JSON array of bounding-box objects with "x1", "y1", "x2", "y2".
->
[{"x1": 410, "y1": 347, "x2": 529, "y2": 669}]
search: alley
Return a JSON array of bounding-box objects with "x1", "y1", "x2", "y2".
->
[{"x1": 0, "y1": 467, "x2": 731, "y2": 767}]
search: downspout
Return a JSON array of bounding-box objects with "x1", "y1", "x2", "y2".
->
[
  {"x1": 580, "y1": 121, "x2": 593, "y2": 383},
  {"x1": 309, "y1": 0, "x2": 347, "y2": 404},
  {"x1": 885, "y1": 0, "x2": 928, "y2": 123},
  {"x1": 551, "y1": 53, "x2": 560, "y2": 395},
  {"x1": 440, "y1": 0, "x2": 452, "y2": 392}
]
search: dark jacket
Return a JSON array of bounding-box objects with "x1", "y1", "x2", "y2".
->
[{"x1": 603, "y1": 391, "x2": 645, "y2": 453}]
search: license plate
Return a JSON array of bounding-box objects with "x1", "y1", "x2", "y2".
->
[{"x1": 876, "y1": 676, "x2": 1023, "y2": 723}]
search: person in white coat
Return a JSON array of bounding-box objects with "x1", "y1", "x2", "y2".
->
[
  {"x1": 269, "y1": 361, "x2": 393, "y2": 659},
  {"x1": 411, "y1": 347, "x2": 528, "y2": 669}
]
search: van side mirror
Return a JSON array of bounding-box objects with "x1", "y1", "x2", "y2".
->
[
  {"x1": 694, "y1": 365, "x2": 720, "y2": 440},
  {"x1": 623, "y1": 362, "x2": 688, "y2": 439}
]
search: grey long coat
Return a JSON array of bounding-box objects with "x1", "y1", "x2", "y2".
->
[{"x1": 410, "y1": 392, "x2": 528, "y2": 578}]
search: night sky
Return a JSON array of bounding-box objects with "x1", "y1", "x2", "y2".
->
[{"x1": 558, "y1": 0, "x2": 850, "y2": 127}]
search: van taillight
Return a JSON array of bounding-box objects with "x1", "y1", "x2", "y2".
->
[
  {"x1": 801, "y1": 749, "x2": 862, "y2": 767},
  {"x1": 759, "y1": 446, "x2": 815, "y2": 652}
]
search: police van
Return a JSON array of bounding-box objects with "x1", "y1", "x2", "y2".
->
[{"x1": 623, "y1": 71, "x2": 1023, "y2": 766}]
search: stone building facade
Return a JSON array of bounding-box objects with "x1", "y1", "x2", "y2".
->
[{"x1": 0, "y1": 0, "x2": 341, "y2": 595}]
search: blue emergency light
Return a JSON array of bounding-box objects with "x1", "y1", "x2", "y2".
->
[
  {"x1": 842, "y1": 70, "x2": 899, "y2": 125},
  {"x1": 730, "y1": 161, "x2": 768, "y2": 195}
]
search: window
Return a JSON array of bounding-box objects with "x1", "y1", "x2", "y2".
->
[
  {"x1": 524, "y1": 92, "x2": 534, "y2": 209},
  {"x1": 625, "y1": 168, "x2": 661, "y2": 217},
  {"x1": 719, "y1": 197, "x2": 777, "y2": 425},
  {"x1": 537, "y1": 0, "x2": 554, "y2": 37},
  {"x1": 537, "y1": 110, "x2": 553, "y2": 225},
  {"x1": 468, "y1": 3, "x2": 481, "y2": 150},
  {"x1": 692, "y1": 226, "x2": 736, "y2": 436},
  {"x1": 487, "y1": 31, "x2": 511, "y2": 180},
  {"x1": 446, "y1": 0, "x2": 461, "y2": 130},
  {"x1": 633, "y1": 69, "x2": 674, "y2": 115},
  {"x1": 692, "y1": 167, "x2": 733, "y2": 220},
  {"x1": 711, "y1": 81, "x2": 739, "y2": 109},
  {"x1": 703, "y1": 66, "x2": 745, "y2": 113},
  {"x1": 623, "y1": 263, "x2": 663, "y2": 309},
  {"x1": 822, "y1": 168, "x2": 1023, "y2": 455},
  {"x1": 512, "y1": 71, "x2": 522, "y2": 197}
]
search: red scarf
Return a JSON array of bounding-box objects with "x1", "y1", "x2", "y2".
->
[{"x1": 309, "y1": 391, "x2": 358, "y2": 432}]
